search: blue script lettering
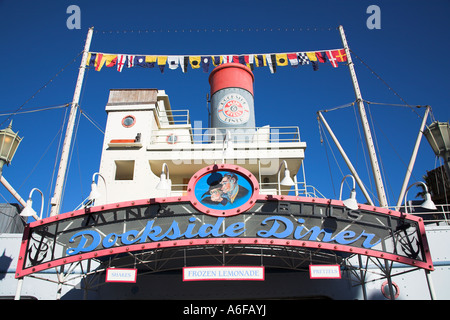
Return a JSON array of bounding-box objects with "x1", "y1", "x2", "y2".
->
[
  {"x1": 224, "y1": 222, "x2": 246, "y2": 237},
  {"x1": 197, "y1": 217, "x2": 226, "y2": 237},
  {"x1": 103, "y1": 233, "x2": 119, "y2": 248},
  {"x1": 65, "y1": 215, "x2": 380, "y2": 256},
  {"x1": 66, "y1": 230, "x2": 101, "y2": 255},
  {"x1": 257, "y1": 216, "x2": 380, "y2": 248},
  {"x1": 121, "y1": 230, "x2": 140, "y2": 245},
  {"x1": 257, "y1": 216, "x2": 293, "y2": 238}
]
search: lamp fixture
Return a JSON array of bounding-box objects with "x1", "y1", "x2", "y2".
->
[
  {"x1": 277, "y1": 160, "x2": 295, "y2": 195},
  {"x1": 0, "y1": 121, "x2": 23, "y2": 177},
  {"x1": 20, "y1": 188, "x2": 44, "y2": 220},
  {"x1": 156, "y1": 163, "x2": 171, "y2": 191},
  {"x1": 404, "y1": 181, "x2": 437, "y2": 214},
  {"x1": 339, "y1": 174, "x2": 359, "y2": 211},
  {"x1": 88, "y1": 172, "x2": 106, "y2": 205}
]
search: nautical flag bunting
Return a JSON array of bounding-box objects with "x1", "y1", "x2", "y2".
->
[{"x1": 87, "y1": 48, "x2": 347, "y2": 73}]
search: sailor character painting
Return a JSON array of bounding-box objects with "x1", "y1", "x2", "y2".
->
[
  {"x1": 200, "y1": 172, "x2": 250, "y2": 207},
  {"x1": 201, "y1": 183, "x2": 228, "y2": 205},
  {"x1": 219, "y1": 173, "x2": 249, "y2": 204}
]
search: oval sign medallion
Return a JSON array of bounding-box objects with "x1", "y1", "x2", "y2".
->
[
  {"x1": 217, "y1": 93, "x2": 250, "y2": 124},
  {"x1": 188, "y1": 164, "x2": 259, "y2": 217}
]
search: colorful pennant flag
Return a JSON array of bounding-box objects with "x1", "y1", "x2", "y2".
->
[
  {"x1": 189, "y1": 56, "x2": 201, "y2": 69},
  {"x1": 180, "y1": 56, "x2": 189, "y2": 73},
  {"x1": 297, "y1": 52, "x2": 309, "y2": 65},
  {"x1": 287, "y1": 53, "x2": 299, "y2": 67},
  {"x1": 315, "y1": 51, "x2": 327, "y2": 63},
  {"x1": 158, "y1": 56, "x2": 167, "y2": 73},
  {"x1": 266, "y1": 54, "x2": 276, "y2": 73},
  {"x1": 127, "y1": 55, "x2": 135, "y2": 68},
  {"x1": 167, "y1": 56, "x2": 180, "y2": 70},
  {"x1": 117, "y1": 54, "x2": 127, "y2": 72},
  {"x1": 255, "y1": 55, "x2": 266, "y2": 67},
  {"x1": 201, "y1": 56, "x2": 211, "y2": 72},
  {"x1": 276, "y1": 53, "x2": 288, "y2": 66},
  {"x1": 87, "y1": 53, "x2": 107, "y2": 71},
  {"x1": 248, "y1": 55, "x2": 255, "y2": 70},
  {"x1": 104, "y1": 54, "x2": 117, "y2": 68},
  {"x1": 212, "y1": 56, "x2": 223, "y2": 66},
  {"x1": 135, "y1": 56, "x2": 150, "y2": 67},
  {"x1": 222, "y1": 55, "x2": 234, "y2": 64},
  {"x1": 306, "y1": 52, "x2": 319, "y2": 71},
  {"x1": 238, "y1": 55, "x2": 249, "y2": 68},
  {"x1": 326, "y1": 49, "x2": 347, "y2": 68}
]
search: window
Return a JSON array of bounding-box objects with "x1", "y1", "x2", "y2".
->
[
  {"x1": 166, "y1": 134, "x2": 178, "y2": 144},
  {"x1": 115, "y1": 160, "x2": 135, "y2": 180},
  {"x1": 122, "y1": 115, "x2": 136, "y2": 128}
]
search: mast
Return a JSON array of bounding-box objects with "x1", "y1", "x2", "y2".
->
[
  {"x1": 50, "y1": 27, "x2": 94, "y2": 216},
  {"x1": 395, "y1": 106, "x2": 430, "y2": 210},
  {"x1": 338, "y1": 25, "x2": 388, "y2": 208}
]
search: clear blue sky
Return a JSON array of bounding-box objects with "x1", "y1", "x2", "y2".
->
[{"x1": 1, "y1": 0, "x2": 449, "y2": 218}]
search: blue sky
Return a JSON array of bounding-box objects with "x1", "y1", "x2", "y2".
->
[{"x1": 1, "y1": 0, "x2": 449, "y2": 218}]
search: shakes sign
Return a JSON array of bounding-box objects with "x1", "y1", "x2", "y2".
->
[{"x1": 16, "y1": 164, "x2": 434, "y2": 278}]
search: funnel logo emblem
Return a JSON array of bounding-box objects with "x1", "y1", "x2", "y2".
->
[{"x1": 217, "y1": 93, "x2": 250, "y2": 124}]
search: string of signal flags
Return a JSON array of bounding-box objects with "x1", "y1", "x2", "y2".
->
[{"x1": 86, "y1": 48, "x2": 348, "y2": 73}]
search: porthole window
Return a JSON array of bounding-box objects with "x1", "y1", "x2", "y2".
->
[
  {"x1": 166, "y1": 134, "x2": 178, "y2": 144},
  {"x1": 122, "y1": 115, "x2": 136, "y2": 128}
]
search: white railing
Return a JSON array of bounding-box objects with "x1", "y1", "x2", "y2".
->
[
  {"x1": 391, "y1": 204, "x2": 450, "y2": 225},
  {"x1": 156, "y1": 103, "x2": 191, "y2": 126},
  {"x1": 167, "y1": 182, "x2": 325, "y2": 199},
  {"x1": 297, "y1": 185, "x2": 327, "y2": 198},
  {"x1": 151, "y1": 126, "x2": 301, "y2": 145}
]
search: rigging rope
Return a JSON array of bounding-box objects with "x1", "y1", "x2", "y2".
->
[
  {"x1": 0, "y1": 103, "x2": 70, "y2": 117},
  {"x1": 318, "y1": 98, "x2": 430, "y2": 207},
  {"x1": 351, "y1": 103, "x2": 382, "y2": 206},
  {"x1": 317, "y1": 119, "x2": 336, "y2": 198},
  {"x1": 317, "y1": 101, "x2": 355, "y2": 113},
  {"x1": 47, "y1": 106, "x2": 70, "y2": 218},
  {"x1": 58, "y1": 108, "x2": 82, "y2": 217},
  {"x1": 94, "y1": 26, "x2": 337, "y2": 34},
  {"x1": 0, "y1": 51, "x2": 83, "y2": 128},
  {"x1": 349, "y1": 49, "x2": 425, "y2": 120},
  {"x1": 17, "y1": 120, "x2": 66, "y2": 193},
  {"x1": 80, "y1": 110, "x2": 105, "y2": 134},
  {"x1": 365, "y1": 102, "x2": 392, "y2": 206}
]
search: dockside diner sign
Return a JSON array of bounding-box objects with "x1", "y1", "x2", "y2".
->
[{"x1": 16, "y1": 164, "x2": 434, "y2": 278}]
